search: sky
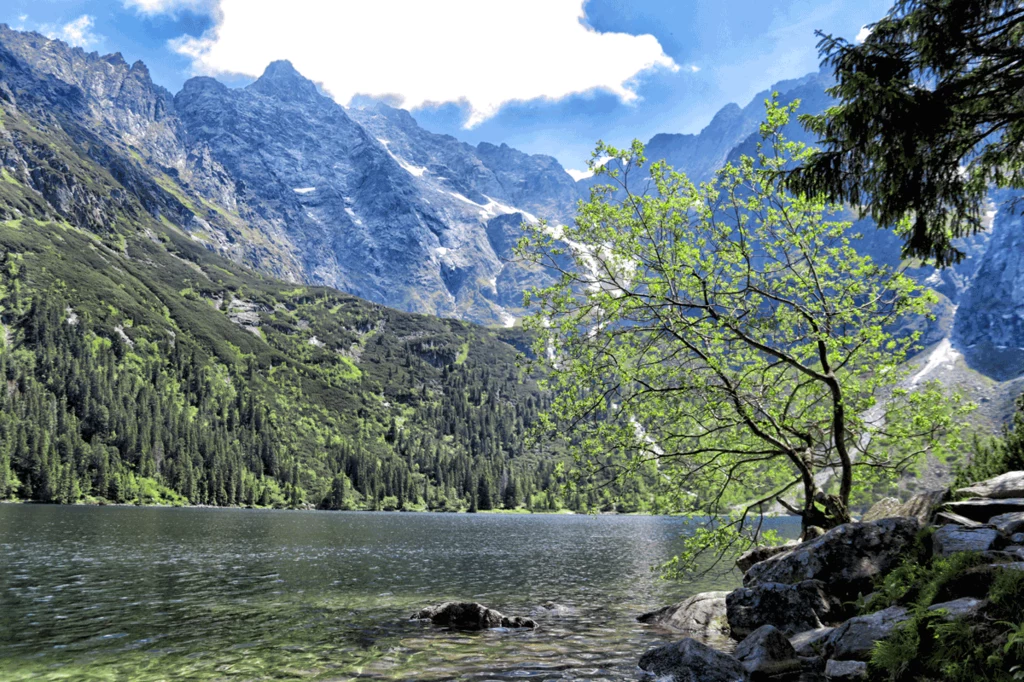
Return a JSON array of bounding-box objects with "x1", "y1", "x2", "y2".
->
[{"x1": 1, "y1": 0, "x2": 892, "y2": 175}]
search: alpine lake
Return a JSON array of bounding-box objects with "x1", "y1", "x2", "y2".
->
[{"x1": 0, "y1": 505, "x2": 800, "y2": 681}]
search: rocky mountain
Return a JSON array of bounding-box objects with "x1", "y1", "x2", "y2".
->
[
  {"x1": 3, "y1": 23, "x2": 1024, "y2": 404},
  {"x1": 0, "y1": 25, "x2": 580, "y2": 325}
]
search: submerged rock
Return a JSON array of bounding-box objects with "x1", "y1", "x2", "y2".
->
[
  {"x1": 638, "y1": 637, "x2": 746, "y2": 682},
  {"x1": 932, "y1": 524, "x2": 1000, "y2": 556},
  {"x1": 727, "y1": 580, "x2": 835, "y2": 639},
  {"x1": 743, "y1": 518, "x2": 920, "y2": 600},
  {"x1": 957, "y1": 471, "x2": 1024, "y2": 499},
  {"x1": 733, "y1": 624, "x2": 801, "y2": 678},
  {"x1": 531, "y1": 601, "x2": 574, "y2": 617},
  {"x1": 789, "y1": 626, "x2": 836, "y2": 657},
  {"x1": 411, "y1": 602, "x2": 536, "y2": 630},
  {"x1": 637, "y1": 591, "x2": 729, "y2": 638}
]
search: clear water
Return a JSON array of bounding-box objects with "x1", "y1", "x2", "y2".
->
[{"x1": 0, "y1": 505, "x2": 799, "y2": 681}]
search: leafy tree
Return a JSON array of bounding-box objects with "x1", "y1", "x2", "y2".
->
[
  {"x1": 788, "y1": 0, "x2": 1024, "y2": 266},
  {"x1": 517, "y1": 100, "x2": 969, "y2": 572}
]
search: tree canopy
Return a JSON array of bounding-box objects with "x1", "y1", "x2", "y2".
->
[
  {"x1": 788, "y1": 0, "x2": 1024, "y2": 266},
  {"x1": 517, "y1": 100, "x2": 968, "y2": 573}
]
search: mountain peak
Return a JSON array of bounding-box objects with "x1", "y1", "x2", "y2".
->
[{"x1": 248, "y1": 60, "x2": 322, "y2": 102}]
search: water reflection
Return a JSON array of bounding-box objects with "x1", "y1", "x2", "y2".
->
[{"x1": 0, "y1": 506, "x2": 799, "y2": 680}]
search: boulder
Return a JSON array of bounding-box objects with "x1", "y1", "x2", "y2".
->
[
  {"x1": 733, "y1": 625, "x2": 801, "y2": 679},
  {"x1": 637, "y1": 592, "x2": 730, "y2": 638},
  {"x1": 743, "y1": 517, "x2": 920, "y2": 599},
  {"x1": 927, "y1": 597, "x2": 984, "y2": 621},
  {"x1": 935, "y1": 511, "x2": 983, "y2": 528},
  {"x1": 789, "y1": 626, "x2": 836, "y2": 657},
  {"x1": 990, "y1": 511, "x2": 1024, "y2": 536},
  {"x1": 823, "y1": 606, "x2": 909, "y2": 661},
  {"x1": 896, "y1": 490, "x2": 948, "y2": 524},
  {"x1": 727, "y1": 580, "x2": 835, "y2": 639},
  {"x1": 957, "y1": 471, "x2": 1024, "y2": 499},
  {"x1": 943, "y1": 498, "x2": 1024, "y2": 522},
  {"x1": 824, "y1": 659, "x2": 868, "y2": 681},
  {"x1": 737, "y1": 543, "x2": 799, "y2": 574},
  {"x1": 531, "y1": 601, "x2": 574, "y2": 617},
  {"x1": 411, "y1": 602, "x2": 536, "y2": 630},
  {"x1": 1012, "y1": 532, "x2": 1024, "y2": 545},
  {"x1": 932, "y1": 525, "x2": 1000, "y2": 556},
  {"x1": 638, "y1": 637, "x2": 747, "y2": 682},
  {"x1": 861, "y1": 497, "x2": 901, "y2": 522}
]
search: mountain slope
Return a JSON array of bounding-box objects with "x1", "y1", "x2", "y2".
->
[{"x1": 0, "y1": 42, "x2": 590, "y2": 511}]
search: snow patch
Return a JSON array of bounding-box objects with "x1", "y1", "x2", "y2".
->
[
  {"x1": 376, "y1": 138, "x2": 427, "y2": 177},
  {"x1": 293, "y1": 187, "x2": 316, "y2": 195},
  {"x1": 345, "y1": 207, "x2": 363, "y2": 226},
  {"x1": 911, "y1": 338, "x2": 961, "y2": 385},
  {"x1": 500, "y1": 311, "x2": 516, "y2": 328}
]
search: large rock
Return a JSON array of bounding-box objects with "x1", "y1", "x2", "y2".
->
[
  {"x1": 927, "y1": 597, "x2": 984, "y2": 621},
  {"x1": 789, "y1": 627, "x2": 835, "y2": 657},
  {"x1": 824, "y1": 659, "x2": 868, "y2": 681},
  {"x1": 861, "y1": 497, "x2": 901, "y2": 522},
  {"x1": 957, "y1": 471, "x2": 1024, "y2": 499},
  {"x1": 743, "y1": 518, "x2": 921, "y2": 599},
  {"x1": 863, "y1": 490, "x2": 947, "y2": 524},
  {"x1": 823, "y1": 606, "x2": 909, "y2": 661},
  {"x1": 411, "y1": 602, "x2": 536, "y2": 630},
  {"x1": 637, "y1": 592, "x2": 730, "y2": 638},
  {"x1": 932, "y1": 525, "x2": 1000, "y2": 556},
  {"x1": 638, "y1": 637, "x2": 747, "y2": 682},
  {"x1": 895, "y1": 490, "x2": 949, "y2": 524},
  {"x1": 727, "y1": 580, "x2": 836, "y2": 639},
  {"x1": 733, "y1": 625, "x2": 801, "y2": 679},
  {"x1": 737, "y1": 543, "x2": 799, "y2": 573},
  {"x1": 990, "y1": 512, "x2": 1024, "y2": 536},
  {"x1": 943, "y1": 498, "x2": 1024, "y2": 522}
]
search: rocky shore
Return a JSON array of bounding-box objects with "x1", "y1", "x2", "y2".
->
[{"x1": 636, "y1": 471, "x2": 1024, "y2": 681}]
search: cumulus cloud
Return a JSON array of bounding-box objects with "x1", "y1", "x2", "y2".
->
[
  {"x1": 43, "y1": 15, "x2": 103, "y2": 49},
  {"x1": 163, "y1": 0, "x2": 678, "y2": 127},
  {"x1": 855, "y1": 25, "x2": 872, "y2": 43}
]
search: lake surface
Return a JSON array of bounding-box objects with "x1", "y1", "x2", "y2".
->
[{"x1": 0, "y1": 506, "x2": 799, "y2": 681}]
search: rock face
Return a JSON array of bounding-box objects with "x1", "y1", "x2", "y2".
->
[
  {"x1": 732, "y1": 625, "x2": 801, "y2": 678},
  {"x1": 638, "y1": 637, "x2": 747, "y2": 682},
  {"x1": 932, "y1": 524, "x2": 1001, "y2": 556},
  {"x1": 743, "y1": 518, "x2": 920, "y2": 599},
  {"x1": 958, "y1": 471, "x2": 1024, "y2": 500},
  {"x1": 727, "y1": 580, "x2": 836, "y2": 639},
  {"x1": 412, "y1": 602, "x2": 536, "y2": 630},
  {"x1": 637, "y1": 591, "x2": 729, "y2": 638},
  {"x1": 823, "y1": 606, "x2": 910, "y2": 661}
]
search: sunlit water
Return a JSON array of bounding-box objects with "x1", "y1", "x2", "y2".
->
[{"x1": 0, "y1": 506, "x2": 799, "y2": 681}]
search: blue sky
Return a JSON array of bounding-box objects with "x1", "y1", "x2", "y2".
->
[{"x1": 2, "y1": 0, "x2": 891, "y2": 173}]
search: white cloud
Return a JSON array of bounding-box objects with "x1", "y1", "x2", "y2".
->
[
  {"x1": 164, "y1": 0, "x2": 678, "y2": 128},
  {"x1": 43, "y1": 15, "x2": 102, "y2": 50},
  {"x1": 855, "y1": 25, "x2": 872, "y2": 43},
  {"x1": 123, "y1": 0, "x2": 212, "y2": 15},
  {"x1": 566, "y1": 168, "x2": 593, "y2": 181},
  {"x1": 689, "y1": 65, "x2": 701, "y2": 73}
]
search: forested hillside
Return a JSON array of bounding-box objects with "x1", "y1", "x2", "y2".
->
[{"x1": 0, "y1": 46, "x2": 658, "y2": 512}]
